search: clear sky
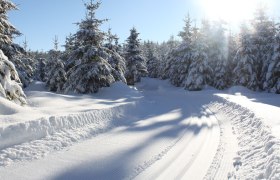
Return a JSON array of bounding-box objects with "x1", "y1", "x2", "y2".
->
[{"x1": 8, "y1": 0, "x2": 280, "y2": 51}]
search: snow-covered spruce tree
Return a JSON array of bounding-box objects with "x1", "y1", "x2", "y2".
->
[
  {"x1": 264, "y1": 24, "x2": 280, "y2": 93},
  {"x1": 104, "y1": 28, "x2": 126, "y2": 82},
  {"x1": 124, "y1": 27, "x2": 147, "y2": 85},
  {"x1": 251, "y1": 7, "x2": 276, "y2": 90},
  {"x1": 169, "y1": 15, "x2": 194, "y2": 87},
  {"x1": 61, "y1": 33, "x2": 77, "y2": 62},
  {"x1": 34, "y1": 58, "x2": 47, "y2": 81},
  {"x1": 226, "y1": 31, "x2": 238, "y2": 86},
  {"x1": 1, "y1": 0, "x2": 35, "y2": 88},
  {"x1": 45, "y1": 38, "x2": 67, "y2": 92},
  {"x1": 0, "y1": 0, "x2": 26, "y2": 104},
  {"x1": 145, "y1": 41, "x2": 160, "y2": 78},
  {"x1": 184, "y1": 27, "x2": 212, "y2": 91},
  {"x1": 234, "y1": 24, "x2": 259, "y2": 90},
  {"x1": 13, "y1": 55, "x2": 35, "y2": 87},
  {"x1": 64, "y1": 0, "x2": 125, "y2": 93},
  {"x1": 159, "y1": 36, "x2": 180, "y2": 80},
  {"x1": 0, "y1": 0, "x2": 21, "y2": 54},
  {"x1": 0, "y1": 50, "x2": 26, "y2": 104},
  {"x1": 210, "y1": 21, "x2": 229, "y2": 90}
]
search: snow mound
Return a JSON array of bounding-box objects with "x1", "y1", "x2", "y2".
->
[
  {"x1": 0, "y1": 103, "x2": 135, "y2": 166},
  {"x1": 0, "y1": 80, "x2": 142, "y2": 166},
  {"x1": 0, "y1": 97, "x2": 24, "y2": 115},
  {"x1": 209, "y1": 100, "x2": 280, "y2": 179}
]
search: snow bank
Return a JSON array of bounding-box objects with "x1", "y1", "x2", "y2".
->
[
  {"x1": 0, "y1": 97, "x2": 24, "y2": 115},
  {"x1": 0, "y1": 80, "x2": 141, "y2": 166},
  {"x1": 1, "y1": 81, "x2": 139, "y2": 125},
  {"x1": 0, "y1": 102, "x2": 138, "y2": 166},
  {"x1": 208, "y1": 100, "x2": 280, "y2": 179}
]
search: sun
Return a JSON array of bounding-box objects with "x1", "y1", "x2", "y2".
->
[{"x1": 200, "y1": 0, "x2": 259, "y2": 24}]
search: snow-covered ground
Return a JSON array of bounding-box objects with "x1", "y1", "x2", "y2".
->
[{"x1": 0, "y1": 78, "x2": 279, "y2": 179}]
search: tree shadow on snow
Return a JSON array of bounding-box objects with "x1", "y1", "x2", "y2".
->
[{"x1": 52, "y1": 88, "x2": 219, "y2": 180}]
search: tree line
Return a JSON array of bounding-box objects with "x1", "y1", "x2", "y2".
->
[{"x1": 0, "y1": 0, "x2": 279, "y2": 105}]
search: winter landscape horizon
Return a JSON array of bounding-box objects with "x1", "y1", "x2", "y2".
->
[{"x1": 0, "y1": 0, "x2": 280, "y2": 179}]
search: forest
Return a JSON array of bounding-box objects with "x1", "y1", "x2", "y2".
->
[{"x1": 0, "y1": 0, "x2": 279, "y2": 106}]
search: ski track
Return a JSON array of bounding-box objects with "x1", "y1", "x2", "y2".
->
[
  {"x1": 1, "y1": 79, "x2": 280, "y2": 179},
  {"x1": 133, "y1": 108, "x2": 220, "y2": 180},
  {"x1": 204, "y1": 103, "x2": 239, "y2": 180}
]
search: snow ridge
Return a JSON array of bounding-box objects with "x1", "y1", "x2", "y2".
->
[
  {"x1": 210, "y1": 99, "x2": 280, "y2": 179},
  {"x1": 0, "y1": 103, "x2": 134, "y2": 167}
]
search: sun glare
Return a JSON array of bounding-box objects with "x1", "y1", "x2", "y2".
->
[{"x1": 200, "y1": 0, "x2": 264, "y2": 24}]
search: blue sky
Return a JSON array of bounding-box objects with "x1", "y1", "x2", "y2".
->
[{"x1": 8, "y1": 0, "x2": 280, "y2": 51}]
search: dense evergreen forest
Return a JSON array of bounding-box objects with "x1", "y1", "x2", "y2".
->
[{"x1": 0, "y1": 0, "x2": 279, "y2": 105}]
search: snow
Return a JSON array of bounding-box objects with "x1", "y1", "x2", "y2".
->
[
  {"x1": 219, "y1": 86, "x2": 280, "y2": 138},
  {"x1": 0, "y1": 78, "x2": 279, "y2": 179}
]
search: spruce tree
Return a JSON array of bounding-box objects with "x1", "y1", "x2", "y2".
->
[
  {"x1": 0, "y1": 50, "x2": 26, "y2": 104},
  {"x1": 104, "y1": 28, "x2": 126, "y2": 82},
  {"x1": 64, "y1": 0, "x2": 125, "y2": 93},
  {"x1": 46, "y1": 38, "x2": 67, "y2": 92},
  {"x1": 264, "y1": 24, "x2": 280, "y2": 93},
  {"x1": 168, "y1": 15, "x2": 193, "y2": 87},
  {"x1": 0, "y1": 0, "x2": 26, "y2": 104},
  {"x1": 226, "y1": 31, "x2": 238, "y2": 86},
  {"x1": 159, "y1": 36, "x2": 179, "y2": 80},
  {"x1": 0, "y1": 0, "x2": 21, "y2": 51},
  {"x1": 251, "y1": 7, "x2": 275, "y2": 90},
  {"x1": 124, "y1": 27, "x2": 147, "y2": 85},
  {"x1": 34, "y1": 58, "x2": 47, "y2": 81},
  {"x1": 234, "y1": 25, "x2": 259, "y2": 90},
  {"x1": 210, "y1": 21, "x2": 228, "y2": 89},
  {"x1": 145, "y1": 41, "x2": 160, "y2": 78},
  {"x1": 184, "y1": 26, "x2": 212, "y2": 91}
]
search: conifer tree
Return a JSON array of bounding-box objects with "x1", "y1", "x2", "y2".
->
[
  {"x1": 46, "y1": 38, "x2": 67, "y2": 92},
  {"x1": 64, "y1": 0, "x2": 125, "y2": 93},
  {"x1": 145, "y1": 41, "x2": 160, "y2": 78},
  {"x1": 251, "y1": 7, "x2": 275, "y2": 90},
  {"x1": 210, "y1": 21, "x2": 228, "y2": 89},
  {"x1": 0, "y1": 0, "x2": 26, "y2": 104},
  {"x1": 34, "y1": 58, "x2": 47, "y2": 81},
  {"x1": 0, "y1": 0, "x2": 21, "y2": 51},
  {"x1": 226, "y1": 31, "x2": 238, "y2": 86},
  {"x1": 159, "y1": 36, "x2": 180, "y2": 80},
  {"x1": 0, "y1": 50, "x2": 26, "y2": 104},
  {"x1": 184, "y1": 26, "x2": 212, "y2": 91},
  {"x1": 234, "y1": 25, "x2": 259, "y2": 90},
  {"x1": 264, "y1": 24, "x2": 280, "y2": 93},
  {"x1": 168, "y1": 15, "x2": 193, "y2": 87},
  {"x1": 124, "y1": 27, "x2": 147, "y2": 85},
  {"x1": 104, "y1": 28, "x2": 126, "y2": 82}
]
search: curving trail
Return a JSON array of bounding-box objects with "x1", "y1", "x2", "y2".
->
[{"x1": 0, "y1": 79, "x2": 237, "y2": 180}]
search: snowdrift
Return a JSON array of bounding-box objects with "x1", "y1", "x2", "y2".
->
[
  {"x1": 208, "y1": 99, "x2": 280, "y2": 179},
  {"x1": 0, "y1": 81, "x2": 140, "y2": 166}
]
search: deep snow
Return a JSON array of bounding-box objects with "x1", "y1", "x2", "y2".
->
[{"x1": 0, "y1": 78, "x2": 279, "y2": 179}]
